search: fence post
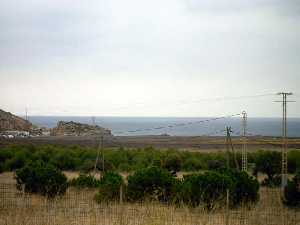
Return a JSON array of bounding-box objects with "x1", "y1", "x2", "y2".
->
[
  {"x1": 225, "y1": 189, "x2": 229, "y2": 225},
  {"x1": 119, "y1": 184, "x2": 123, "y2": 204}
]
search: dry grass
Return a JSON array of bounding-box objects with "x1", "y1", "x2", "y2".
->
[{"x1": 0, "y1": 173, "x2": 300, "y2": 225}]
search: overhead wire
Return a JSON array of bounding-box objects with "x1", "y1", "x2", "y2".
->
[{"x1": 113, "y1": 113, "x2": 241, "y2": 135}]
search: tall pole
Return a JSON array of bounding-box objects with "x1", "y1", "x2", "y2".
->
[
  {"x1": 226, "y1": 127, "x2": 230, "y2": 169},
  {"x1": 101, "y1": 135, "x2": 105, "y2": 173},
  {"x1": 276, "y1": 92, "x2": 294, "y2": 190},
  {"x1": 94, "y1": 134, "x2": 104, "y2": 174},
  {"x1": 242, "y1": 111, "x2": 248, "y2": 172}
]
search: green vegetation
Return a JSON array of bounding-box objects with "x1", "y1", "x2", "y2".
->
[
  {"x1": 1, "y1": 142, "x2": 296, "y2": 208},
  {"x1": 284, "y1": 171, "x2": 300, "y2": 207},
  {"x1": 176, "y1": 169, "x2": 259, "y2": 209},
  {"x1": 15, "y1": 161, "x2": 68, "y2": 198},
  {"x1": 95, "y1": 171, "x2": 124, "y2": 203},
  {"x1": 127, "y1": 167, "x2": 176, "y2": 202},
  {"x1": 253, "y1": 150, "x2": 282, "y2": 187},
  {"x1": 1, "y1": 144, "x2": 299, "y2": 175},
  {"x1": 177, "y1": 171, "x2": 233, "y2": 208},
  {"x1": 69, "y1": 173, "x2": 100, "y2": 188}
]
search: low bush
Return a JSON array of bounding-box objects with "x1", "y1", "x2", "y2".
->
[
  {"x1": 284, "y1": 172, "x2": 300, "y2": 207},
  {"x1": 254, "y1": 151, "x2": 281, "y2": 180},
  {"x1": 15, "y1": 161, "x2": 68, "y2": 198},
  {"x1": 178, "y1": 171, "x2": 234, "y2": 209},
  {"x1": 261, "y1": 175, "x2": 281, "y2": 187},
  {"x1": 162, "y1": 153, "x2": 182, "y2": 175},
  {"x1": 207, "y1": 160, "x2": 225, "y2": 170},
  {"x1": 176, "y1": 169, "x2": 259, "y2": 209},
  {"x1": 127, "y1": 167, "x2": 176, "y2": 202},
  {"x1": 69, "y1": 174, "x2": 100, "y2": 188},
  {"x1": 223, "y1": 169, "x2": 259, "y2": 206},
  {"x1": 95, "y1": 171, "x2": 124, "y2": 203}
]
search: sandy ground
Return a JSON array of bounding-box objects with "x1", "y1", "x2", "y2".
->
[{"x1": 1, "y1": 135, "x2": 300, "y2": 151}]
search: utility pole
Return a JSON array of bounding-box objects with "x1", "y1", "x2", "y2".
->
[
  {"x1": 242, "y1": 111, "x2": 248, "y2": 172},
  {"x1": 275, "y1": 92, "x2": 294, "y2": 190},
  {"x1": 225, "y1": 126, "x2": 231, "y2": 169},
  {"x1": 25, "y1": 108, "x2": 28, "y2": 121},
  {"x1": 225, "y1": 126, "x2": 240, "y2": 170},
  {"x1": 91, "y1": 116, "x2": 96, "y2": 126},
  {"x1": 94, "y1": 135, "x2": 104, "y2": 174},
  {"x1": 101, "y1": 135, "x2": 105, "y2": 173}
]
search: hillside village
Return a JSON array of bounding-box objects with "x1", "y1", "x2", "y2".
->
[{"x1": 0, "y1": 109, "x2": 111, "y2": 138}]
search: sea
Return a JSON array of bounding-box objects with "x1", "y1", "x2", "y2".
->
[{"x1": 28, "y1": 116, "x2": 300, "y2": 137}]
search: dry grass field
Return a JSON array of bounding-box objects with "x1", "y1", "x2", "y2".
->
[{"x1": 0, "y1": 172, "x2": 299, "y2": 225}]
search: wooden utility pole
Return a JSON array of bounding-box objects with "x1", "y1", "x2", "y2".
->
[
  {"x1": 101, "y1": 135, "x2": 105, "y2": 173},
  {"x1": 225, "y1": 127, "x2": 231, "y2": 169},
  {"x1": 225, "y1": 127, "x2": 240, "y2": 170},
  {"x1": 94, "y1": 135, "x2": 104, "y2": 174}
]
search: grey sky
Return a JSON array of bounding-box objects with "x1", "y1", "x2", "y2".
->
[{"x1": 0, "y1": 0, "x2": 299, "y2": 117}]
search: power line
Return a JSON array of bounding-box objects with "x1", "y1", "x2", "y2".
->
[
  {"x1": 113, "y1": 113, "x2": 241, "y2": 135},
  {"x1": 24, "y1": 93, "x2": 276, "y2": 116}
]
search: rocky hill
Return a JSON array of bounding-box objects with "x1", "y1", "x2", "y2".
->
[
  {"x1": 0, "y1": 109, "x2": 32, "y2": 131},
  {"x1": 51, "y1": 121, "x2": 112, "y2": 136}
]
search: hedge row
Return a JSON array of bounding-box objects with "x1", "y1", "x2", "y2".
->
[
  {"x1": 1, "y1": 144, "x2": 300, "y2": 177},
  {"x1": 15, "y1": 162, "x2": 300, "y2": 207},
  {"x1": 16, "y1": 163, "x2": 260, "y2": 208}
]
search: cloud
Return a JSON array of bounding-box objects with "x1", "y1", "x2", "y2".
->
[{"x1": 0, "y1": 0, "x2": 299, "y2": 116}]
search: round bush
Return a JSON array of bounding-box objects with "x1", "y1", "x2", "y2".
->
[
  {"x1": 178, "y1": 171, "x2": 234, "y2": 209},
  {"x1": 207, "y1": 160, "x2": 225, "y2": 171},
  {"x1": 127, "y1": 167, "x2": 176, "y2": 202},
  {"x1": 254, "y1": 151, "x2": 281, "y2": 180},
  {"x1": 162, "y1": 153, "x2": 182, "y2": 174},
  {"x1": 261, "y1": 175, "x2": 281, "y2": 187},
  {"x1": 95, "y1": 171, "x2": 124, "y2": 203},
  {"x1": 69, "y1": 174, "x2": 100, "y2": 188},
  {"x1": 224, "y1": 169, "x2": 260, "y2": 206},
  {"x1": 284, "y1": 172, "x2": 300, "y2": 207},
  {"x1": 15, "y1": 161, "x2": 68, "y2": 198}
]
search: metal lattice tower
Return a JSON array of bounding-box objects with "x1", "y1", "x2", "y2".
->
[
  {"x1": 242, "y1": 111, "x2": 248, "y2": 172},
  {"x1": 276, "y1": 92, "x2": 294, "y2": 190}
]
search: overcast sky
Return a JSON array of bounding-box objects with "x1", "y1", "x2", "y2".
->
[{"x1": 0, "y1": 0, "x2": 299, "y2": 117}]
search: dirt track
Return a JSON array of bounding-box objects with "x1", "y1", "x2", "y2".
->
[{"x1": 1, "y1": 135, "x2": 300, "y2": 151}]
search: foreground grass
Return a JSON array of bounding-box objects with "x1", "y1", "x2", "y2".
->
[{"x1": 0, "y1": 173, "x2": 299, "y2": 225}]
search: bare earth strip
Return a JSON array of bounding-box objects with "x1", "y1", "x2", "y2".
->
[{"x1": 1, "y1": 136, "x2": 300, "y2": 151}]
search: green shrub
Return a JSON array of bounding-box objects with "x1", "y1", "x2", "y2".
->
[
  {"x1": 178, "y1": 171, "x2": 234, "y2": 209},
  {"x1": 207, "y1": 160, "x2": 225, "y2": 170},
  {"x1": 69, "y1": 174, "x2": 100, "y2": 188},
  {"x1": 288, "y1": 151, "x2": 300, "y2": 173},
  {"x1": 284, "y1": 172, "x2": 300, "y2": 207},
  {"x1": 78, "y1": 159, "x2": 95, "y2": 173},
  {"x1": 254, "y1": 151, "x2": 281, "y2": 180},
  {"x1": 223, "y1": 169, "x2": 260, "y2": 206},
  {"x1": 15, "y1": 161, "x2": 68, "y2": 198},
  {"x1": 6, "y1": 151, "x2": 29, "y2": 170},
  {"x1": 182, "y1": 158, "x2": 203, "y2": 171},
  {"x1": 127, "y1": 167, "x2": 176, "y2": 202},
  {"x1": 95, "y1": 171, "x2": 124, "y2": 203},
  {"x1": 261, "y1": 175, "x2": 281, "y2": 187},
  {"x1": 162, "y1": 153, "x2": 182, "y2": 174},
  {"x1": 50, "y1": 151, "x2": 78, "y2": 170}
]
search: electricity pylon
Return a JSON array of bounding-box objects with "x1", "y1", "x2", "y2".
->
[
  {"x1": 275, "y1": 92, "x2": 294, "y2": 190},
  {"x1": 242, "y1": 111, "x2": 248, "y2": 172}
]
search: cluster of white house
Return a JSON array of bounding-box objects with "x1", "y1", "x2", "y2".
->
[{"x1": 0, "y1": 129, "x2": 50, "y2": 139}]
